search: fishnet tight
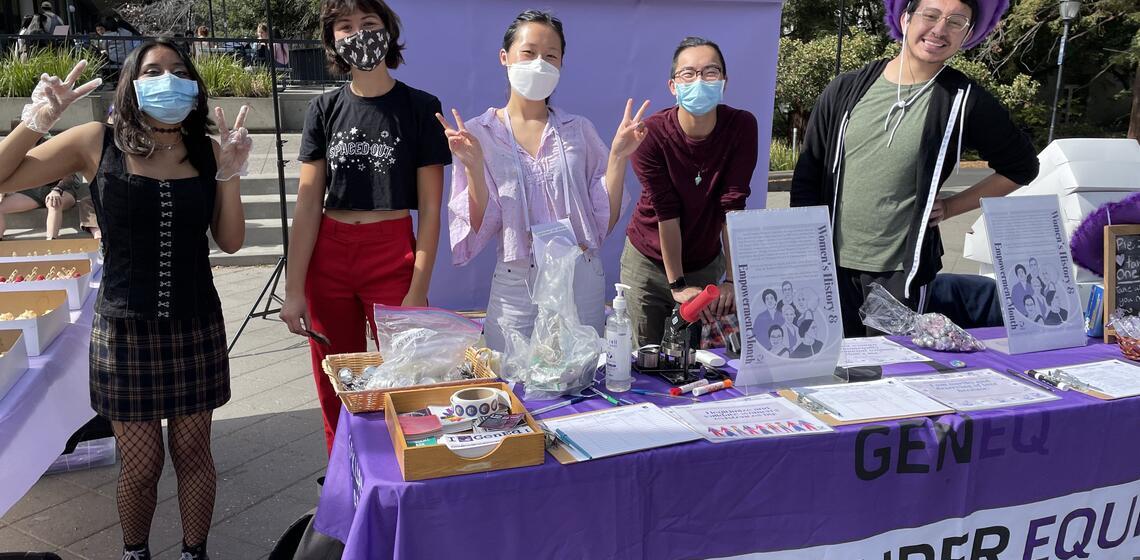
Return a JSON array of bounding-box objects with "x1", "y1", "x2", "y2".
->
[{"x1": 113, "y1": 411, "x2": 216, "y2": 549}]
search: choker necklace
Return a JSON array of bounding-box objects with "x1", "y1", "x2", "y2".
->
[{"x1": 149, "y1": 125, "x2": 182, "y2": 134}]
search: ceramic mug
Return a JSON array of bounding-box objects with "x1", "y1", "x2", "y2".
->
[{"x1": 449, "y1": 387, "x2": 512, "y2": 420}]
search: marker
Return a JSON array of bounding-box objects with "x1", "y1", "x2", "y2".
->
[
  {"x1": 670, "y1": 379, "x2": 710, "y2": 396},
  {"x1": 631, "y1": 389, "x2": 700, "y2": 401},
  {"x1": 529, "y1": 396, "x2": 590, "y2": 416},
  {"x1": 590, "y1": 387, "x2": 622, "y2": 406},
  {"x1": 692, "y1": 379, "x2": 733, "y2": 396},
  {"x1": 1005, "y1": 368, "x2": 1059, "y2": 392}
]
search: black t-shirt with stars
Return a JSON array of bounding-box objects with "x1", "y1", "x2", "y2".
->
[{"x1": 298, "y1": 81, "x2": 451, "y2": 211}]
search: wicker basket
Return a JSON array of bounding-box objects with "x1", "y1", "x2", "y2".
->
[
  {"x1": 322, "y1": 347, "x2": 497, "y2": 414},
  {"x1": 1119, "y1": 336, "x2": 1140, "y2": 362}
]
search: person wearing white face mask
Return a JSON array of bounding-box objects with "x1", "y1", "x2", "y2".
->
[
  {"x1": 620, "y1": 36, "x2": 759, "y2": 348},
  {"x1": 440, "y1": 10, "x2": 650, "y2": 352},
  {"x1": 791, "y1": 0, "x2": 1038, "y2": 338}
]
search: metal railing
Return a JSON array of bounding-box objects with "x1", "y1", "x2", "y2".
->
[{"x1": 0, "y1": 34, "x2": 344, "y2": 87}]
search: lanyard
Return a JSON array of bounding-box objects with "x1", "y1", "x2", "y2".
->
[{"x1": 502, "y1": 108, "x2": 575, "y2": 233}]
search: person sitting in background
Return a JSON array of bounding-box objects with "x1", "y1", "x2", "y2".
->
[
  {"x1": 94, "y1": 21, "x2": 127, "y2": 65},
  {"x1": 1, "y1": 119, "x2": 79, "y2": 240},
  {"x1": 0, "y1": 174, "x2": 79, "y2": 240}
]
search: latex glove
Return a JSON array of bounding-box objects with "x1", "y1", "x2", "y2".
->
[
  {"x1": 45, "y1": 189, "x2": 63, "y2": 209},
  {"x1": 21, "y1": 60, "x2": 102, "y2": 134},
  {"x1": 214, "y1": 105, "x2": 252, "y2": 181}
]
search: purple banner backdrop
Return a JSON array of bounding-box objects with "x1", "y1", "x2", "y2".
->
[
  {"x1": 313, "y1": 331, "x2": 1140, "y2": 559},
  {"x1": 385, "y1": 0, "x2": 783, "y2": 310}
]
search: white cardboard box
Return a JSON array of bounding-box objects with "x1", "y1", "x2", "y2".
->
[
  {"x1": 0, "y1": 291, "x2": 68, "y2": 356},
  {"x1": 0, "y1": 239, "x2": 102, "y2": 274},
  {"x1": 0, "y1": 329, "x2": 30, "y2": 401},
  {"x1": 0, "y1": 259, "x2": 92, "y2": 310}
]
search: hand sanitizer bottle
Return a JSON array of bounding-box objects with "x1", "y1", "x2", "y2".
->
[{"x1": 605, "y1": 283, "x2": 633, "y2": 392}]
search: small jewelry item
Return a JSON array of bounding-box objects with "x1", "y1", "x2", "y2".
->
[
  {"x1": 695, "y1": 170, "x2": 703, "y2": 186},
  {"x1": 149, "y1": 125, "x2": 182, "y2": 134},
  {"x1": 152, "y1": 139, "x2": 182, "y2": 151}
]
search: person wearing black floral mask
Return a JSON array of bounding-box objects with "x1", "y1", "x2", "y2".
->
[{"x1": 281, "y1": 0, "x2": 451, "y2": 454}]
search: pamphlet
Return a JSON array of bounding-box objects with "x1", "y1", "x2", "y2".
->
[
  {"x1": 838, "y1": 337, "x2": 929, "y2": 368},
  {"x1": 727, "y1": 207, "x2": 842, "y2": 391},
  {"x1": 440, "y1": 425, "x2": 534, "y2": 452},
  {"x1": 982, "y1": 195, "x2": 1085, "y2": 354},
  {"x1": 897, "y1": 369, "x2": 1059, "y2": 411},
  {"x1": 664, "y1": 394, "x2": 833, "y2": 442}
]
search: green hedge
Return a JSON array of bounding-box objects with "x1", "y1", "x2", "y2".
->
[
  {"x1": 0, "y1": 47, "x2": 105, "y2": 98},
  {"x1": 193, "y1": 54, "x2": 273, "y2": 98}
]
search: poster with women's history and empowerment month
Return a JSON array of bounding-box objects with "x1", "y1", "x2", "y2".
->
[
  {"x1": 727, "y1": 207, "x2": 842, "y2": 392},
  {"x1": 982, "y1": 195, "x2": 1085, "y2": 354}
]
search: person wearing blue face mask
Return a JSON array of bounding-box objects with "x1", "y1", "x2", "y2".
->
[
  {"x1": 0, "y1": 38, "x2": 251, "y2": 560},
  {"x1": 620, "y1": 36, "x2": 759, "y2": 347}
]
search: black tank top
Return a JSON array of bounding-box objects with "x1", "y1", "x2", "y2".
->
[{"x1": 90, "y1": 125, "x2": 221, "y2": 319}]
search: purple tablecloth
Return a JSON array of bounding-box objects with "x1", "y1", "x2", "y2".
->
[{"x1": 314, "y1": 329, "x2": 1140, "y2": 559}]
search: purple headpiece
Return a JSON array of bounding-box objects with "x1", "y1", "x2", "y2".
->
[{"x1": 884, "y1": 0, "x2": 1010, "y2": 50}]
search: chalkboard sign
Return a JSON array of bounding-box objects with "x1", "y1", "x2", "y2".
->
[{"x1": 1103, "y1": 225, "x2": 1140, "y2": 342}]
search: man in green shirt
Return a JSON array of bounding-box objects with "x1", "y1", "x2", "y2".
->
[{"x1": 791, "y1": 0, "x2": 1039, "y2": 336}]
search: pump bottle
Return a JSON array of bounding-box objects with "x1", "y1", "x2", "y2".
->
[{"x1": 605, "y1": 283, "x2": 633, "y2": 392}]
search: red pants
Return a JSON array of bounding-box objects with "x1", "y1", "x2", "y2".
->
[{"x1": 306, "y1": 215, "x2": 415, "y2": 453}]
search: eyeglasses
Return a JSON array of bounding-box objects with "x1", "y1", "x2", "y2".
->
[
  {"x1": 672, "y1": 65, "x2": 724, "y2": 83},
  {"x1": 913, "y1": 8, "x2": 972, "y2": 33}
]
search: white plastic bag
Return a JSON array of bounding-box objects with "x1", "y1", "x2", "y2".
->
[
  {"x1": 363, "y1": 305, "x2": 482, "y2": 389},
  {"x1": 501, "y1": 237, "x2": 604, "y2": 399}
]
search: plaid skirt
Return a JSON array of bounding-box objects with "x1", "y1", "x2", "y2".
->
[{"x1": 90, "y1": 312, "x2": 230, "y2": 422}]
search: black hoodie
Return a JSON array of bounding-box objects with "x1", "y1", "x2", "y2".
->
[{"x1": 791, "y1": 58, "x2": 1039, "y2": 297}]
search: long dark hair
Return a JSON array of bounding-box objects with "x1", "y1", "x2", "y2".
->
[
  {"x1": 112, "y1": 38, "x2": 214, "y2": 170},
  {"x1": 320, "y1": 0, "x2": 405, "y2": 74}
]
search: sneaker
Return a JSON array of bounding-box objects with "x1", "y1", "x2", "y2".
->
[
  {"x1": 122, "y1": 548, "x2": 150, "y2": 560},
  {"x1": 179, "y1": 552, "x2": 210, "y2": 560}
]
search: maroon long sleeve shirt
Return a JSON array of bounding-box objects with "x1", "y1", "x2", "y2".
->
[{"x1": 626, "y1": 105, "x2": 758, "y2": 272}]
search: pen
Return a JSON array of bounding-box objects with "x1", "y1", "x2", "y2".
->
[
  {"x1": 630, "y1": 388, "x2": 701, "y2": 401},
  {"x1": 1006, "y1": 368, "x2": 1060, "y2": 392},
  {"x1": 589, "y1": 387, "x2": 622, "y2": 406},
  {"x1": 554, "y1": 428, "x2": 592, "y2": 460},
  {"x1": 530, "y1": 396, "x2": 590, "y2": 416}
]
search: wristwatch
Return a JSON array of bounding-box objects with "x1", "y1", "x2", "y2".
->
[{"x1": 668, "y1": 277, "x2": 687, "y2": 291}]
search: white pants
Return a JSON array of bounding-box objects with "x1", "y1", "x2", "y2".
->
[{"x1": 483, "y1": 252, "x2": 606, "y2": 353}]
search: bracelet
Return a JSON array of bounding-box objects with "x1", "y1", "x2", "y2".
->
[{"x1": 668, "y1": 277, "x2": 687, "y2": 291}]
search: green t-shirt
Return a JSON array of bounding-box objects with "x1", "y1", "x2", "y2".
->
[{"x1": 835, "y1": 73, "x2": 933, "y2": 272}]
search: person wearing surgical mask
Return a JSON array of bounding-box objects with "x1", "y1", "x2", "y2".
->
[
  {"x1": 0, "y1": 38, "x2": 251, "y2": 560},
  {"x1": 439, "y1": 10, "x2": 649, "y2": 352},
  {"x1": 620, "y1": 36, "x2": 759, "y2": 347},
  {"x1": 281, "y1": 0, "x2": 451, "y2": 453}
]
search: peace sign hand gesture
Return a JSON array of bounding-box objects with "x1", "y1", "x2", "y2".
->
[
  {"x1": 215, "y1": 105, "x2": 253, "y2": 181},
  {"x1": 611, "y1": 98, "x2": 650, "y2": 159},
  {"x1": 435, "y1": 109, "x2": 484, "y2": 171},
  {"x1": 21, "y1": 60, "x2": 103, "y2": 134}
]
